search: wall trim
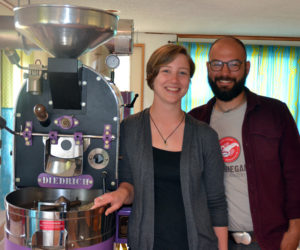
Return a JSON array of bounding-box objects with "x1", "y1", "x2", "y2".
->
[
  {"x1": 177, "y1": 34, "x2": 300, "y2": 42},
  {"x1": 133, "y1": 43, "x2": 145, "y2": 111}
]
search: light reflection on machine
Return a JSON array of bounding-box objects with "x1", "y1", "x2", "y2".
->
[{"x1": 2, "y1": 4, "x2": 133, "y2": 250}]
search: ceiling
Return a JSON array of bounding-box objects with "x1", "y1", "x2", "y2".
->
[{"x1": 1, "y1": 0, "x2": 300, "y2": 38}]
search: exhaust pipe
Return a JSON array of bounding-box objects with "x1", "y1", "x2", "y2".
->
[{"x1": 0, "y1": 16, "x2": 40, "y2": 51}]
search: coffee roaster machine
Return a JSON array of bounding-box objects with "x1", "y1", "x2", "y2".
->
[{"x1": 1, "y1": 4, "x2": 134, "y2": 249}]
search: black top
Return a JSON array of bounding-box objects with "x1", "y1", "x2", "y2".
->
[{"x1": 153, "y1": 147, "x2": 189, "y2": 250}]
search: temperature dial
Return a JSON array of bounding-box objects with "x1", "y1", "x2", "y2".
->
[{"x1": 105, "y1": 54, "x2": 120, "y2": 69}]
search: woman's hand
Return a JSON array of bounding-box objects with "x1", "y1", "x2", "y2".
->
[{"x1": 91, "y1": 182, "x2": 134, "y2": 216}]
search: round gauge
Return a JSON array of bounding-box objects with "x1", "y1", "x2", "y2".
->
[{"x1": 105, "y1": 54, "x2": 120, "y2": 69}]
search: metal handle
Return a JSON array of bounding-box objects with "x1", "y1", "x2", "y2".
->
[
  {"x1": 37, "y1": 201, "x2": 68, "y2": 212},
  {"x1": 29, "y1": 202, "x2": 68, "y2": 249}
]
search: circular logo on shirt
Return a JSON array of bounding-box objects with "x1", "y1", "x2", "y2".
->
[{"x1": 219, "y1": 137, "x2": 240, "y2": 163}]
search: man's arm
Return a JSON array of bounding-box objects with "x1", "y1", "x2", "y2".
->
[
  {"x1": 279, "y1": 104, "x2": 300, "y2": 250},
  {"x1": 280, "y1": 218, "x2": 300, "y2": 250}
]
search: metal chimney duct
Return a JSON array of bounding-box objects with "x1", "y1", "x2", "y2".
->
[{"x1": 0, "y1": 15, "x2": 39, "y2": 52}]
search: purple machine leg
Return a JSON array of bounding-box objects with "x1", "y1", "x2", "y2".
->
[
  {"x1": 115, "y1": 206, "x2": 131, "y2": 244},
  {"x1": 5, "y1": 236, "x2": 115, "y2": 250}
]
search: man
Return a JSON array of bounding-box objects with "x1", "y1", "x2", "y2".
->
[{"x1": 189, "y1": 36, "x2": 300, "y2": 250}]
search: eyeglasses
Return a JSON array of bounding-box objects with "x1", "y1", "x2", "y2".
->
[{"x1": 208, "y1": 59, "x2": 244, "y2": 72}]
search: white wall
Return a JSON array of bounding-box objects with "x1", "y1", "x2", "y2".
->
[{"x1": 133, "y1": 32, "x2": 176, "y2": 109}]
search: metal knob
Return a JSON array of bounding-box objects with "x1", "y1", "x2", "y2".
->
[
  {"x1": 33, "y1": 104, "x2": 48, "y2": 122},
  {"x1": 33, "y1": 104, "x2": 50, "y2": 127}
]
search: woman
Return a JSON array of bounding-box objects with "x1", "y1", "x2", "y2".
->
[{"x1": 92, "y1": 44, "x2": 228, "y2": 250}]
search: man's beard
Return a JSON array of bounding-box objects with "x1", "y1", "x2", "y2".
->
[{"x1": 208, "y1": 72, "x2": 247, "y2": 102}]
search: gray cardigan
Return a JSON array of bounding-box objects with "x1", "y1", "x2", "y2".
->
[{"x1": 119, "y1": 108, "x2": 227, "y2": 250}]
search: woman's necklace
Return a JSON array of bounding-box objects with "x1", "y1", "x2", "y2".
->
[{"x1": 150, "y1": 112, "x2": 185, "y2": 145}]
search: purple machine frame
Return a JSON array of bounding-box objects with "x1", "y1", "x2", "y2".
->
[{"x1": 5, "y1": 237, "x2": 115, "y2": 250}]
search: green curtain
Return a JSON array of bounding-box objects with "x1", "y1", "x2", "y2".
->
[{"x1": 179, "y1": 42, "x2": 300, "y2": 130}]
